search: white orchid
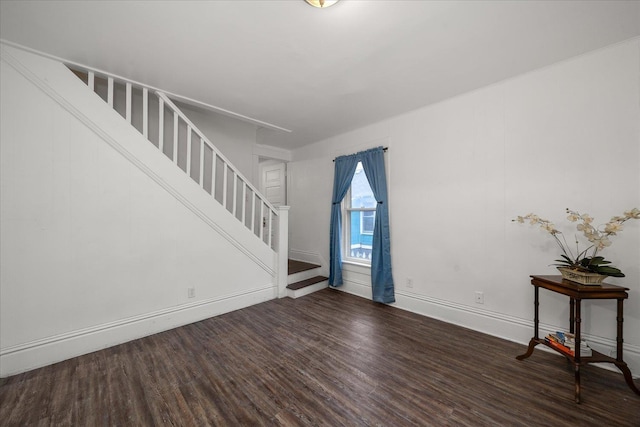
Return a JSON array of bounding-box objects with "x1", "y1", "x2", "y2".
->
[
  {"x1": 592, "y1": 236, "x2": 612, "y2": 250},
  {"x1": 513, "y1": 208, "x2": 640, "y2": 278},
  {"x1": 624, "y1": 208, "x2": 640, "y2": 219},
  {"x1": 567, "y1": 212, "x2": 580, "y2": 222},
  {"x1": 604, "y1": 222, "x2": 623, "y2": 234}
]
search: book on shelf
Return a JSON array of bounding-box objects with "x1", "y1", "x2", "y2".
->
[
  {"x1": 545, "y1": 337, "x2": 573, "y2": 354},
  {"x1": 544, "y1": 332, "x2": 592, "y2": 357}
]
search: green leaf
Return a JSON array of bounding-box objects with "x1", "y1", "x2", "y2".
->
[
  {"x1": 556, "y1": 255, "x2": 574, "y2": 265},
  {"x1": 595, "y1": 266, "x2": 625, "y2": 277}
]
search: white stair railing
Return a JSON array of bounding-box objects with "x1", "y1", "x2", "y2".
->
[{"x1": 69, "y1": 67, "x2": 277, "y2": 249}]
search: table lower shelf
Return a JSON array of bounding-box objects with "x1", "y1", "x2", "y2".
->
[
  {"x1": 517, "y1": 337, "x2": 640, "y2": 398},
  {"x1": 524, "y1": 338, "x2": 613, "y2": 364}
]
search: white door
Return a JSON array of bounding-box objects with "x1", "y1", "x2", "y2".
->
[
  {"x1": 260, "y1": 161, "x2": 286, "y2": 246},
  {"x1": 260, "y1": 161, "x2": 286, "y2": 207}
]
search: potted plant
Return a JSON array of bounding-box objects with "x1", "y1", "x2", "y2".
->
[{"x1": 513, "y1": 208, "x2": 640, "y2": 284}]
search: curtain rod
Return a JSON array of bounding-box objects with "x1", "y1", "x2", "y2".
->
[{"x1": 332, "y1": 147, "x2": 388, "y2": 162}]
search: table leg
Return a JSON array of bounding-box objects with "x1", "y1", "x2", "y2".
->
[
  {"x1": 616, "y1": 299, "x2": 624, "y2": 361},
  {"x1": 516, "y1": 286, "x2": 539, "y2": 361},
  {"x1": 574, "y1": 299, "x2": 581, "y2": 404},
  {"x1": 616, "y1": 299, "x2": 640, "y2": 395},
  {"x1": 615, "y1": 361, "x2": 640, "y2": 396},
  {"x1": 534, "y1": 286, "x2": 539, "y2": 339},
  {"x1": 516, "y1": 338, "x2": 539, "y2": 360},
  {"x1": 569, "y1": 298, "x2": 575, "y2": 334}
]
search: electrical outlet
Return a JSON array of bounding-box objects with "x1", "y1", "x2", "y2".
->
[
  {"x1": 406, "y1": 277, "x2": 413, "y2": 288},
  {"x1": 475, "y1": 291, "x2": 484, "y2": 304},
  {"x1": 188, "y1": 287, "x2": 196, "y2": 298}
]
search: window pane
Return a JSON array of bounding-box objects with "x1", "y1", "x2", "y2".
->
[
  {"x1": 361, "y1": 211, "x2": 375, "y2": 234},
  {"x1": 350, "y1": 211, "x2": 361, "y2": 246},
  {"x1": 350, "y1": 211, "x2": 373, "y2": 260},
  {"x1": 350, "y1": 162, "x2": 376, "y2": 208}
]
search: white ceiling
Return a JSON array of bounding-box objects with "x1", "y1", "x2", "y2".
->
[{"x1": 1, "y1": 1, "x2": 639, "y2": 150}]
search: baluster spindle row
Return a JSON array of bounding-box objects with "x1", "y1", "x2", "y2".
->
[{"x1": 74, "y1": 68, "x2": 278, "y2": 249}]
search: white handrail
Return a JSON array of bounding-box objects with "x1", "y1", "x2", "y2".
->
[{"x1": 3, "y1": 36, "x2": 292, "y2": 133}]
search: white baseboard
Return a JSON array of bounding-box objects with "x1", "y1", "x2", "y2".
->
[
  {"x1": 0, "y1": 286, "x2": 274, "y2": 378},
  {"x1": 336, "y1": 278, "x2": 640, "y2": 378}
]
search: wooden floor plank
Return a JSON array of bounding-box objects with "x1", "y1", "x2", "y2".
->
[{"x1": 1, "y1": 288, "x2": 638, "y2": 426}]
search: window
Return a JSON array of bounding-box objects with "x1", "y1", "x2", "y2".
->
[{"x1": 343, "y1": 162, "x2": 376, "y2": 264}]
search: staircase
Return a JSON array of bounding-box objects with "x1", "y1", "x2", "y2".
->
[
  {"x1": 64, "y1": 63, "x2": 291, "y2": 294},
  {"x1": 66, "y1": 66, "x2": 279, "y2": 251},
  {"x1": 287, "y1": 260, "x2": 328, "y2": 299}
]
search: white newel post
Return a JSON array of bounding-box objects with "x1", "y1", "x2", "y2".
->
[{"x1": 276, "y1": 206, "x2": 290, "y2": 298}]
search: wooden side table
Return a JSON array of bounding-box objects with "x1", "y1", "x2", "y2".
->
[{"x1": 516, "y1": 275, "x2": 640, "y2": 403}]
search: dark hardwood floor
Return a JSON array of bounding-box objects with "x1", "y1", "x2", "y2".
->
[
  {"x1": 1, "y1": 288, "x2": 639, "y2": 426},
  {"x1": 288, "y1": 259, "x2": 320, "y2": 275}
]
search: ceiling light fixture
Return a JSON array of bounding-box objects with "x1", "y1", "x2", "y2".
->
[{"x1": 305, "y1": 0, "x2": 339, "y2": 8}]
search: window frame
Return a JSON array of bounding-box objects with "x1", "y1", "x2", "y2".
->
[{"x1": 341, "y1": 163, "x2": 376, "y2": 266}]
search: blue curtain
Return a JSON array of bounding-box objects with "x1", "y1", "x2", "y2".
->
[
  {"x1": 329, "y1": 146, "x2": 395, "y2": 303},
  {"x1": 329, "y1": 153, "x2": 359, "y2": 286},
  {"x1": 360, "y1": 147, "x2": 395, "y2": 303}
]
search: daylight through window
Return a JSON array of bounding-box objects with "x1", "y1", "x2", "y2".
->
[{"x1": 343, "y1": 162, "x2": 375, "y2": 264}]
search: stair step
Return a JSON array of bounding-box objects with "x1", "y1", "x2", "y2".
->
[
  {"x1": 288, "y1": 259, "x2": 320, "y2": 275},
  {"x1": 286, "y1": 276, "x2": 329, "y2": 299},
  {"x1": 287, "y1": 275, "x2": 328, "y2": 290}
]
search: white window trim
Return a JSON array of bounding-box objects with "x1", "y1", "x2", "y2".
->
[{"x1": 342, "y1": 258, "x2": 372, "y2": 268}]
